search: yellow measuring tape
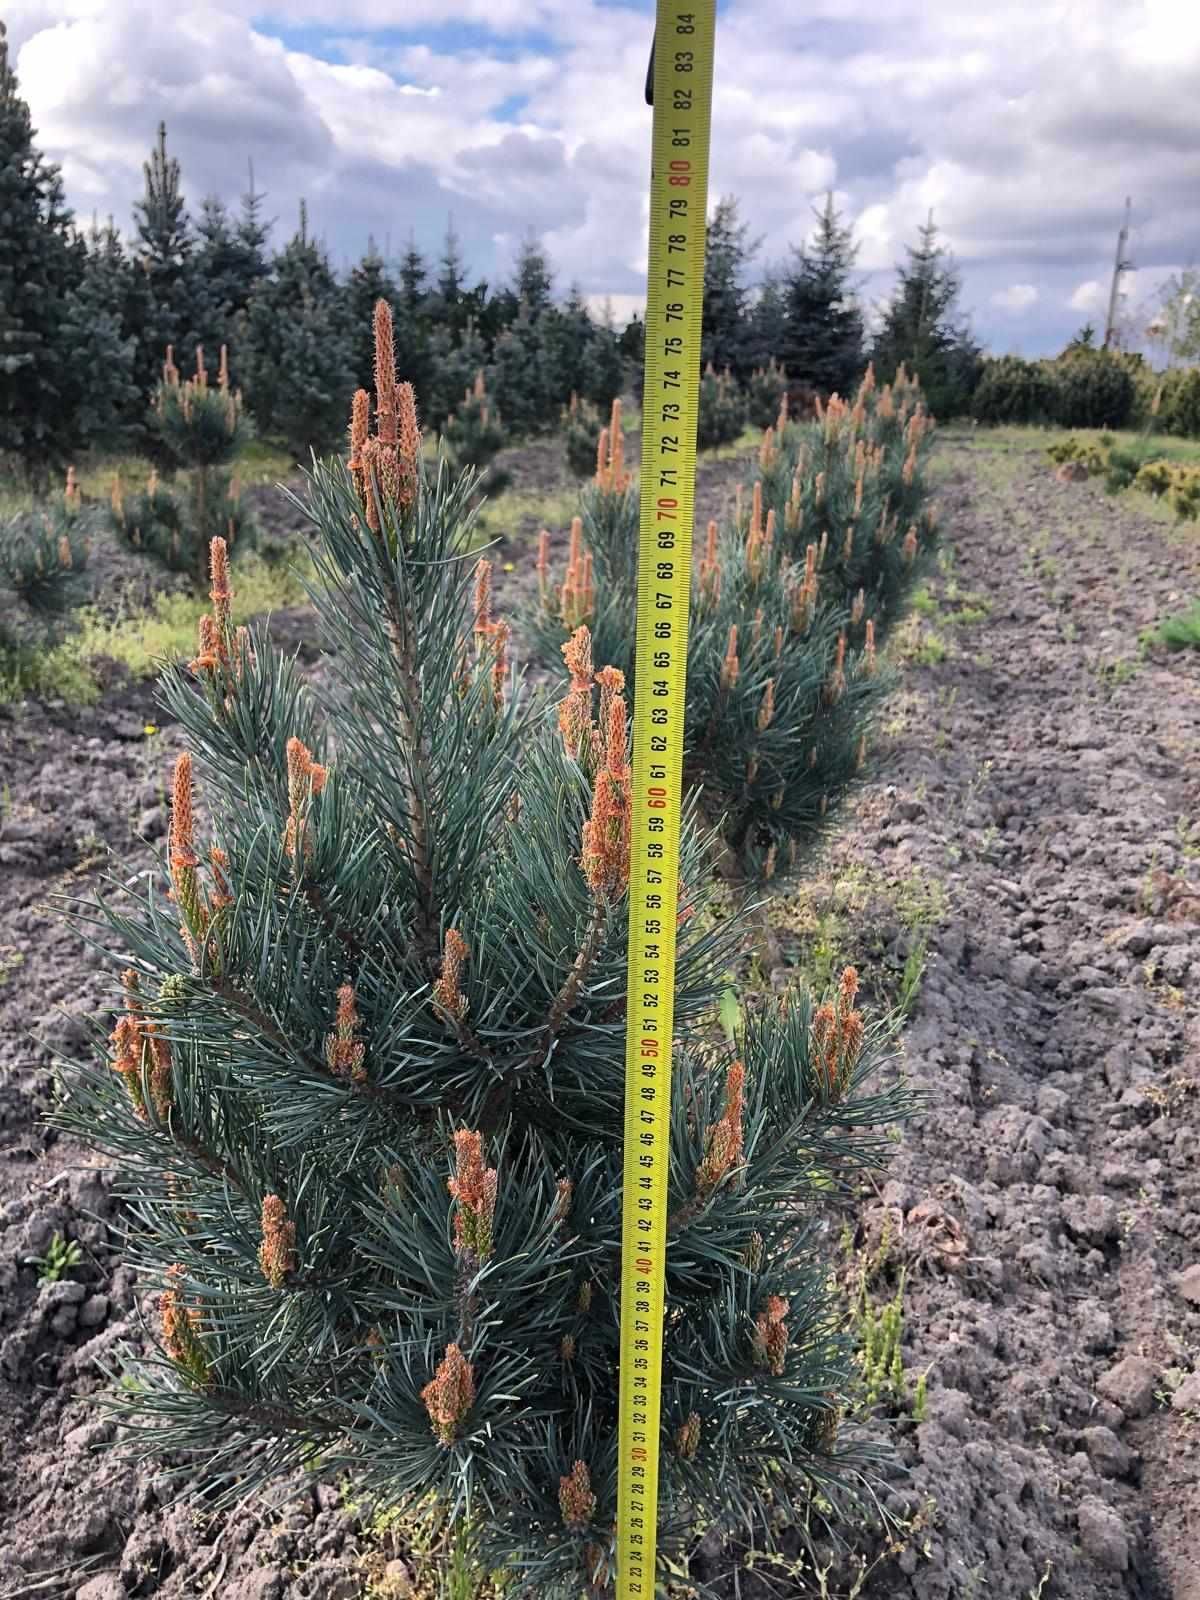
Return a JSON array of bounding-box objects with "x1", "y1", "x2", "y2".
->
[{"x1": 617, "y1": 4, "x2": 715, "y2": 1596}]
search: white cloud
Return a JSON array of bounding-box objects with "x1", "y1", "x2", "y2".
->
[
  {"x1": 4, "y1": 0, "x2": 1200, "y2": 353},
  {"x1": 1069, "y1": 280, "x2": 1107, "y2": 313},
  {"x1": 991, "y1": 283, "x2": 1039, "y2": 313}
]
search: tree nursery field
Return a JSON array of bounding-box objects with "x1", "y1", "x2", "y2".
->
[
  {"x1": 0, "y1": 400, "x2": 1198, "y2": 1600},
  {"x1": 4, "y1": 16, "x2": 1200, "y2": 1599}
]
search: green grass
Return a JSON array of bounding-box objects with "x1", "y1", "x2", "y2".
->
[
  {"x1": 1145, "y1": 599, "x2": 1200, "y2": 651},
  {"x1": 0, "y1": 441, "x2": 301, "y2": 517},
  {"x1": 473, "y1": 483, "x2": 579, "y2": 549},
  {"x1": 703, "y1": 423, "x2": 761, "y2": 461},
  {"x1": 944, "y1": 422, "x2": 1200, "y2": 467},
  {"x1": 0, "y1": 548, "x2": 316, "y2": 706}
]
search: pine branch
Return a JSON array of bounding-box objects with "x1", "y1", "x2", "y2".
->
[
  {"x1": 380, "y1": 581, "x2": 439, "y2": 967},
  {"x1": 298, "y1": 877, "x2": 366, "y2": 960},
  {"x1": 545, "y1": 902, "x2": 608, "y2": 1042}
]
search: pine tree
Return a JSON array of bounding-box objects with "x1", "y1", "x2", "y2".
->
[
  {"x1": 442, "y1": 368, "x2": 508, "y2": 490},
  {"x1": 530, "y1": 369, "x2": 938, "y2": 880},
  {"x1": 0, "y1": 22, "x2": 91, "y2": 488},
  {"x1": 111, "y1": 343, "x2": 256, "y2": 585},
  {"x1": 427, "y1": 318, "x2": 489, "y2": 432},
  {"x1": 237, "y1": 203, "x2": 357, "y2": 461},
  {"x1": 870, "y1": 215, "x2": 982, "y2": 419},
  {"x1": 779, "y1": 194, "x2": 865, "y2": 400},
  {"x1": 62, "y1": 301, "x2": 915, "y2": 1594},
  {"x1": 702, "y1": 195, "x2": 759, "y2": 379}
]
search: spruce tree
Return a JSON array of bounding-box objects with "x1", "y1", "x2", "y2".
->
[
  {"x1": 744, "y1": 270, "x2": 787, "y2": 373},
  {"x1": 513, "y1": 234, "x2": 554, "y2": 319},
  {"x1": 430, "y1": 222, "x2": 487, "y2": 342},
  {"x1": 702, "y1": 195, "x2": 759, "y2": 379},
  {"x1": 542, "y1": 287, "x2": 595, "y2": 405},
  {"x1": 344, "y1": 241, "x2": 401, "y2": 397},
  {"x1": 583, "y1": 303, "x2": 626, "y2": 410},
  {"x1": 399, "y1": 236, "x2": 429, "y2": 312},
  {"x1": 779, "y1": 194, "x2": 865, "y2": 400},
  {"x1": 0, "y1": 22, "x2": 90, "y2": 488},
  {"x1": 58, "y1": 217, "x2": 141, "y2": 456},
  {"x1": 489, "y1": 306, "x2": 552, "y2": 436},
  {"x1": 190, "y1": 172, "x2": 271, "y2": 387},
  {"x1": 62, "y1": 300, "x2": 915, "y2": 1594},
  {"x1": 870, "y1": 215, "x2": 982, "y2": 419},
  {"x1": 390, "y1": 236, "x2": 437, "y2": 414},
  {"x1": 128, "y1": 124, "x2": 204, "y2": 432},
  {"x1": 238, "y1": 203, "x2": 356, "y2": 461}
]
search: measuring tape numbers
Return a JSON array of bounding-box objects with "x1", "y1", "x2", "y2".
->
[{"x1": 616, "y1": 5, "x2": 716, "y2": 1598}]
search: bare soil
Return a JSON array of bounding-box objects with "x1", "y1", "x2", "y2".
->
[{"x1": 1, "y1": 432, "x2": 1197, "y2": 1599}]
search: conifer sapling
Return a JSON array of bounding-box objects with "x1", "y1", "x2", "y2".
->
[{"x1": 63, "y1": 299, "x2": 915, "y2": 1596}]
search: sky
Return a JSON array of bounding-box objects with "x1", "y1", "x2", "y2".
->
[{"x1": 5, "y1": 0, "x2": 1199, "y2": 357}]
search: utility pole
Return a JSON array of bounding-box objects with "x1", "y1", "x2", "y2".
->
[{"x1": 1102, "y1": 198, "x2": 1133, "y2": 350}]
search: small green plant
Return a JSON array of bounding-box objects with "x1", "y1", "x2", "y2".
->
[
  {"x1": 1045, "y1": 435, "x2": 1106, "y2": 473},
  {"x1": 897, "y1": 938, "x2": 928, "y2": 1019},
  {"x1": 1145, "y1": 599, "x2": 1200, "y2": 651},
  {"x1": 854, "y1": 1271, "x2": 912, "y2": 1411},
  {"x1": 27, "y1": 1232, "x2": 84, "y2": 1283}
]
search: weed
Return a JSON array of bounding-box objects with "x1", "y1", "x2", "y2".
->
[
  {"x1": 0, "y1": 945, "x2": 25, "y2": 988},
  {"x1": 897, "y1": 937, "x2": 929, "y2": 1018},
  {"x1": 893, "y1": 615, "x2": 950, "y2": 667},
  {"x1": 26, "y1": 1232, "x2": 83, "y2": 1283},
  {"x1": 1091, "y1": 655, "x2": 1138, "y2": 693},
  {"x1": 1144, "y1": 599, "x2": 1200, "y2": 652}
]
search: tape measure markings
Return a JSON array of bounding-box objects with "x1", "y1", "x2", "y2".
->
[{"x1": 616, "y1": 5, "x2": 716, "y2": 1597}]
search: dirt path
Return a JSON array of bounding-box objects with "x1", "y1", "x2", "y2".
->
[
  {"x1": 0, "y1": 433, "x2": 1197, "y2": 1599},
  {"x1": 749, "y1": 435, "x2": 1198, "y2": 1599}
]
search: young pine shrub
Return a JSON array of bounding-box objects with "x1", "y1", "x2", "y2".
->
[
  {"x1": 532, "y1": 432, "x2": 892, "y2": 880},
  {"x1": 696, "y1": 364, "x2": 748, "y2": 450},
  {"x1": 745, "y1": 357, "x2": 789, "y2": 431},
  {"x1": 0, "y1": 467, "x2": 91, "y2": 659},
  {"x1": 753, "y1": 363, "x2": 939, "y2": 643},
  {"x1": 62, "y1": 300, "x2": 916, "y2": 1596},
  {"x1": 442, "y1": 369, "x2": 509, "y2": 493},
  {"x1": 969, "y1": 355, "x2": 1058, "y2": 426},
  {"x1": 529, "y1": 401, "x2": 639, "y2": 673},
  {"x1": 1049, "y1": 349, "x2": 1136, "y2": 431},
  {"x1": 111, "y1": 345, "x2": 257, "y2": 588},
  {"x1": 563, "y1": 392, "x2": 606, "y2": 479}
]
